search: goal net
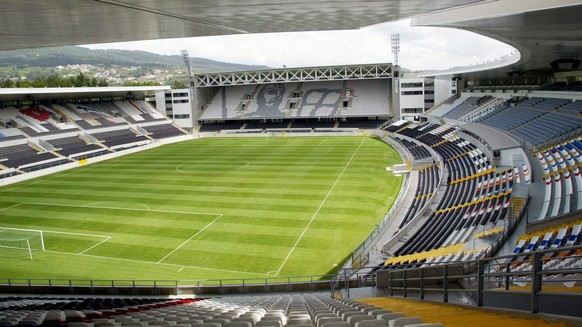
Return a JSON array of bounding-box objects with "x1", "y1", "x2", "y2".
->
[{"x1": 0, "y1": 227, "x2": 45, "y2": 260}]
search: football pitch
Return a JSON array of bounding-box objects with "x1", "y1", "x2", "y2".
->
[{"x1": 0, "y1": 136, "x2": 402, "y2": 283}]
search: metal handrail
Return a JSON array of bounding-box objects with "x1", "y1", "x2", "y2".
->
[{"x1": 338, "y1": 244, "x2": 582, "y2": 314}]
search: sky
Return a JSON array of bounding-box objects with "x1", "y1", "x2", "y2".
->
[{"x1": 83, "y1": 19, "x2": 515, "y2": 72}]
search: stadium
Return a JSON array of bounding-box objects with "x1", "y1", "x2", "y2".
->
[{"x1": 0, "y1": 1, "x2": 581, "y2": 326}]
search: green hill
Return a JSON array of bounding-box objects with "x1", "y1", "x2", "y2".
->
[{"x1": 0, "y1": 46, "x2": 268, "y2": 73}]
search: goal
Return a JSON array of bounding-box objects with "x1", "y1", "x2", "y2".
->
[{"x1": 0, "y1": 227, "x2": 46, "y2": 260}]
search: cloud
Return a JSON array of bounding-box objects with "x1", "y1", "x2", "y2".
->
[{"x1": 83, "y1": 19, "x2": 515, "y2": 71}]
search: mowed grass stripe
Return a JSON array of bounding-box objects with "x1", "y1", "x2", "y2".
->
[{"x1": 0, "y1": 136, "x2": 402, "y2": 280}]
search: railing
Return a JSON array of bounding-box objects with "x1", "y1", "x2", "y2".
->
[
  {"x1": 337, "y1": 244, "x2": 582, "y2": 317},
  {"x1": 0, "y1": 274, "x2": 337, "y2": 296},
  {"x1": 526, "y1": 191, "x2": 582, "y2": 223},
  {"x1": 348, "y1": 133, "x2": 412, "y2": 269}
]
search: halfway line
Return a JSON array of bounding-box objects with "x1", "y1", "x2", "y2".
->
[{"x1": 275, "y1": 137, "x2": 366, "y2": 275}]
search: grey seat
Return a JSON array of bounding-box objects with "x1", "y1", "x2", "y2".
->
[
  {"x1": 388, "y1": 318, "x2": 422, "y2": 327},
  {"x1": 341, "y1": 312, "x2": 365, "y2": 321},
  {"x1": 287, "y1": 318, "x2": 311, "y2": 326},
  {"x1": 354, "y1": 321, "x2": 386, "y2": 327},
  {"x1": 93, "y1": 322, "x2": 116, "y2": 327},
  {"x1": 346, "y1": 315, "x2": 374, "y2": 327},
  {"x1": 205, "y1": 319, "x2": 228, "y2": 327},
  {"x1": 360, "y1": 308, "x2": 380, "y2": 315},
  {"x1": 368, "y1": 311, "x2": 392, "y2": 319},
  {"x1": 352, "y1": 305, "x2": 373, "y2": 311},
  {"x1": 321, "y1": 322, "x2": 350, "y2": 327},
  {"x1": 258, "y1": 318, "x2": 282, "y2": 326},
  {"x1": 216, "y1": 316, "x2": 235, "y2": 322},
  {"x1": 316, "y1": 317, "x2": 343, "y2": 327},
  {"x1": 68, "y1": 323, "x2": 94, "y2": 327},
  {"x1": 376, "y1": 314, "x2": 405, "y2": 325},
  {"x1": 232, "y1": 318, "x2": 256, "y2": 327},
  {"x1": 314, "y1": 313, "x2": 335, "y2": 323},
  {"x1": 224, "y1": 322, "x2": 251, "y2": 327},
  {"x1": 255, "y1": 321, "x2": 281, "y2": 327},
  {"x1": 335, "y1": 309, "x2": 357, "y2": 317}
]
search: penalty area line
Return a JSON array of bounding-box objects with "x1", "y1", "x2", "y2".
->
[
  {"x1": 43, "y1": 249, "x2": 267, "y2": 276},
  {"x1": 156, "y1": 214, "x2": 224, "y2": 264},
  {"x1": 78, "y1": 236, "x2": 111, "y2": 255}
]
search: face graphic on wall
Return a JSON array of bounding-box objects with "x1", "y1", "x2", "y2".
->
[{"x1": 257, "y1": 83, "x2": 285, "y2": 110}]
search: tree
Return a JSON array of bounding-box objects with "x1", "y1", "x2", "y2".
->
[
  {"x1": 2, "y1": 73, "x2": 108, "y2": 88},
  {"x1": 0, "y1": 79, "x2": 15, "y2": 88},
  {"x1": 171, "y1": 79, "x2": 189, "y2": 89},
  {"x1": 123, "y1": 81, "x2": 160, "y2": 86}
]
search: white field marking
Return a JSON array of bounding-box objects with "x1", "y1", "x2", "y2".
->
[
  {"x1": 78, "y1": 236, "x2": 111, "y2": 255},
  {"x1": 84, "y1": 201, "x2": 151, "y2": 211},
  {"x1": 0, "y1": 224, "x2": 111, "y2": 240},
  {"x1": 265, "y1": 270, "x2": 278, "y2": 276},
  {"x1": 178, "y1": 266, "x2": 185, "y2": 272},
  {"x1": 0, "y1": 245, "x2": 39, "y2": 251},
  {"x1": 0, "y1": 203, "x2": 24, "y2": 213},
  {"x1": 235, "y1": 160, "x2": 250, "y2": 170},
  {"x1": 176, "y1": 160, "x2": 250, "y2": 173},
  {"x1": 157, "y1": 214, "x2": 224, "y2": 264},
  {"x1": 25, "y1": 202, "x2": 221, "y2": 217},
  {"x1": 275, "y1": 137, "x2": 366, "y2": 276},
  {"x1": 319, "y1": 138, "x2": 328, "y2": 145},
  {"x1": 43, "y1": 249, "x2": 268, "y2": 276},
  {"x1": 175, "y1": 163, "x2": 190, "y2": 173}
]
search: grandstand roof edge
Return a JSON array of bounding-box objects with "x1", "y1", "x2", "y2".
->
[
  {"x1": 194, "y1": 63, "x2": 393, "y2": 77},
  {"x1": 0, "y1": 86, "x2": 170, "y2": 101},
  {"x1": 194, "y1": 63, "x2": 393, "y2": 87}
]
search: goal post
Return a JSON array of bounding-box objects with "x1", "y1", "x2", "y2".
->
[{"x1": 0, "y1": 227, "x2": 46, "y2": 260}]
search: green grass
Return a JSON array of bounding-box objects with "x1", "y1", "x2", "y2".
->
[{"x1": 0, "y1": 136, "x2": 402, "y2": 283}]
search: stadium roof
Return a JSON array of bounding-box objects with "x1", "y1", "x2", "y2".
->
[
  {"x1": 0, "y1": 86, "x2": 169, "y2": 102},
  {"x1": 1, "y1": 0, "x2": 581, "y2": 78},
  {"x1": 413, "y1": 0, "x2": 582, "y2": 78},
  {"x1": 1, "y1": 0, "x2": 485, "y2": 51}
]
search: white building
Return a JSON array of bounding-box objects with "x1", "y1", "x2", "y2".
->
[{"x1": 398, "y1": 73, "x2": 457, "y2": 121}]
